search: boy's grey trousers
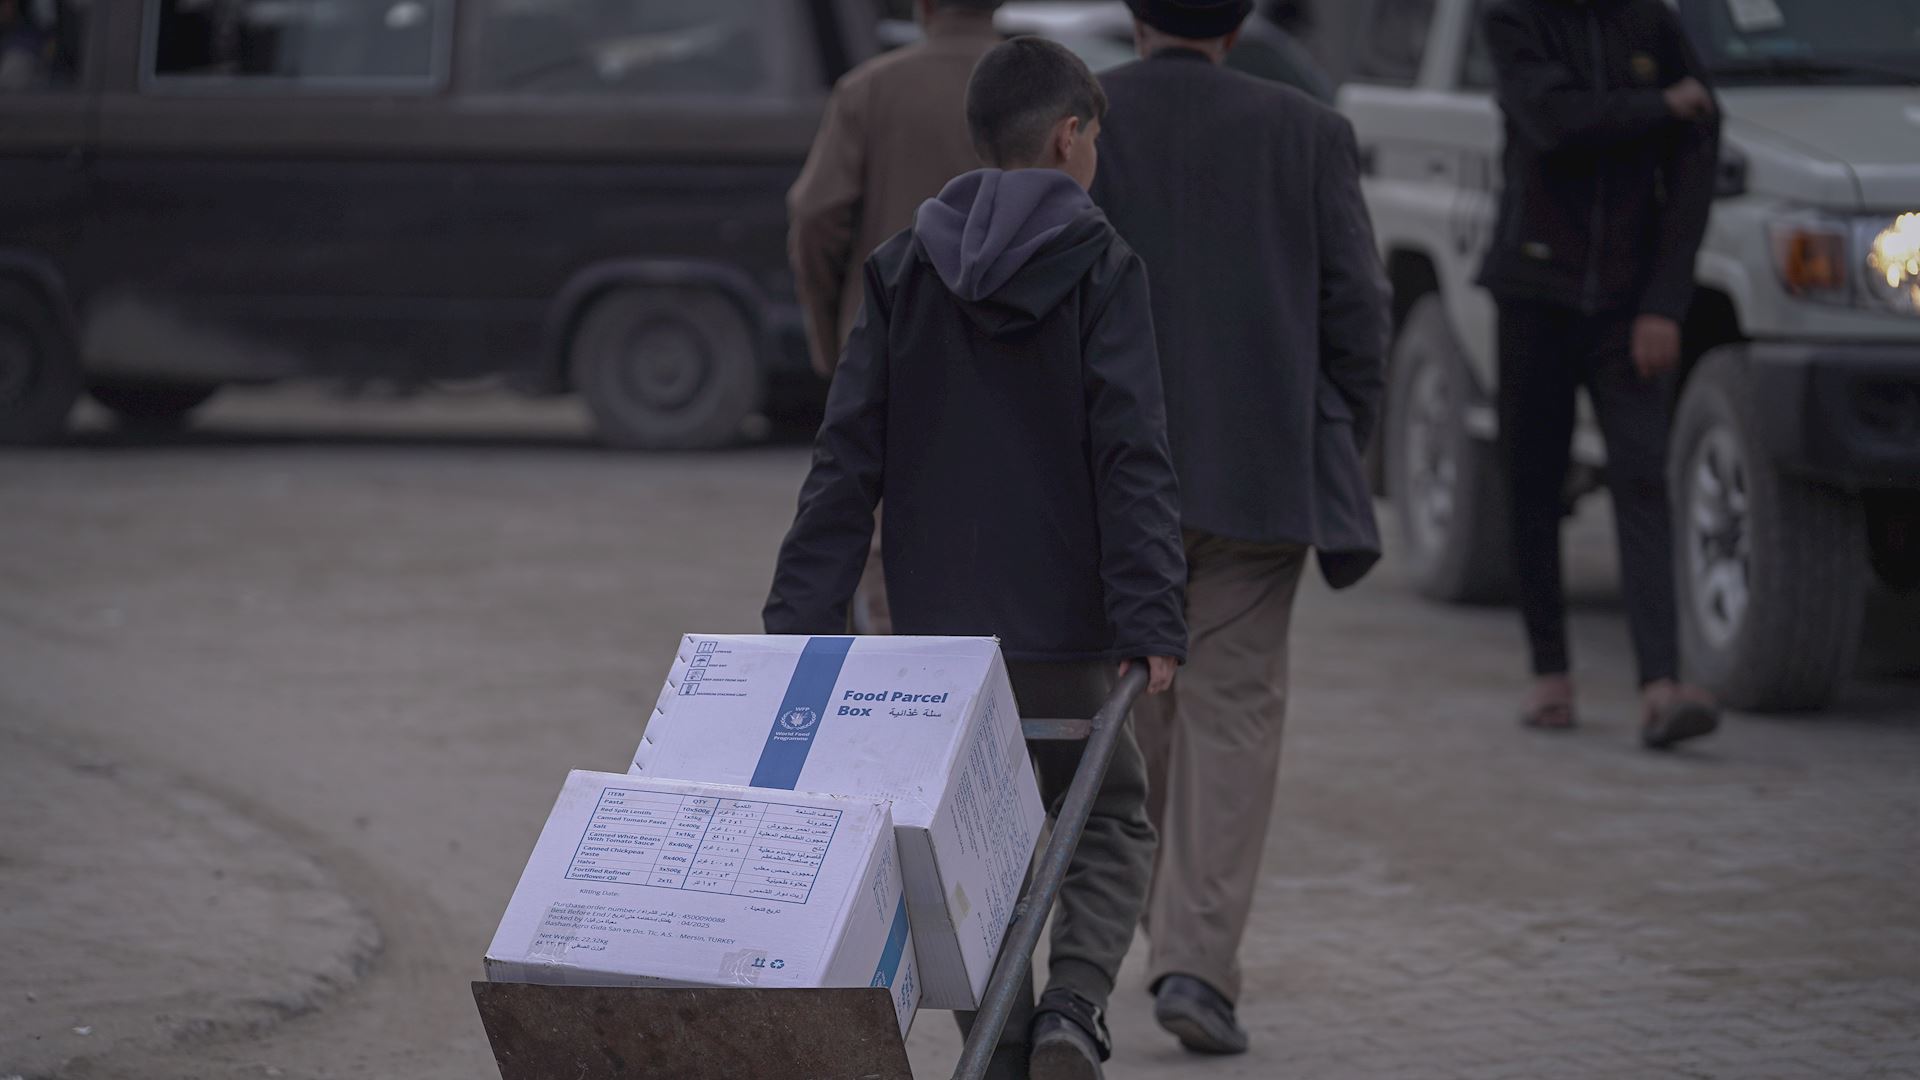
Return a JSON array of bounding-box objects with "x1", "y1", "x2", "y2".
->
[{"x1": 955, "y1": 659, "x2": 1157, "y2": 1068}]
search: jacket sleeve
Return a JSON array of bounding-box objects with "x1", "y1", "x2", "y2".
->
[
  {"x1": 1083, "y1": 253, "x2": 1188, "y2": 662},
  {"x1": 1483, "y1": 2, "x2": 1671, "y2": 154},
  {"x1": 786, "y1": 76, "x2": 867, "y2": 377},
  {"x1": 1315, "y1": 114, "x2": 1391, "y2": 449},
  {"x1": 763, "y1": 265, "x2": 889, "y2": 635},
  {"x1": 1640, "y1": 11, "x2": 1722, "y2": 322}
]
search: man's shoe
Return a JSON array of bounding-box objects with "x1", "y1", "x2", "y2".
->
[
  {"x1": 1029, "y1": 988, "x2": 1110, "y2": 1080},
  {"x1": 1641, "y1": 689, "x2": 1721, "y2": 751},
  {"x1": 1153, "y1": 974, "x2": 1249, "y2": 1055}
]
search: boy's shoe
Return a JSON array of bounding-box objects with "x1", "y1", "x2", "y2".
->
[
  {"x1": 1153, "y1": 974, "x2": 1249, "y2": 1055},
  {"x1": 1029, "y1": 987, "x2": 1110, "y2": 1080}
]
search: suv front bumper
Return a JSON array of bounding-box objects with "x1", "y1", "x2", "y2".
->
[{"x1": 1741, "y1": 341, "x2": 1920, "y2": 491}]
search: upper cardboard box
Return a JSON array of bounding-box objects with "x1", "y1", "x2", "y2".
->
[{"x1": 629, "y1": 635, "x2": 1045, "y2": 1010}]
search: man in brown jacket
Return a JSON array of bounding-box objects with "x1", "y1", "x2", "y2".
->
[{"x1": 787, "y1": 0, "x2": 1003, "y2": 633}]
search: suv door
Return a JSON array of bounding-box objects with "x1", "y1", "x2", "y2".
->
[
  {"x1": 439, "y1": 0, "x2": 829, "y2": 339},
  {"x1": 0, "y1": 0, "x2": 94, "y2": 193},
  {"x1": 82, "y1": 0, "x2": 465, "y2": 385}
]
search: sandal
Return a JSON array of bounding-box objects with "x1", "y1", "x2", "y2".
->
[
  {"x1": 1642, "y1": 698, "x2": 1721, "y2": 750},
  {"x1": 1520, "y1": 700, "x2": 1579, "y2": 731}
]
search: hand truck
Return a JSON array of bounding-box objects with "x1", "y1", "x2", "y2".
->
[{"x1": 472, "y1": 664, "x2": 1150, "y2": 1080}]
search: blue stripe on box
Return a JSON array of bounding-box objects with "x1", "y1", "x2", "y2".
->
[
  {"x1": 872, "y1": 895, "x2": 910, "y2": 988},
  {"x1": 748, "y1": 636, "x2": 855, "y2": 790}
]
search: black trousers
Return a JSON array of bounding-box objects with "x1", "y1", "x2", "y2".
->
[{"x1": 1497, "y1": 301, "x2": 1679, "y2": 686}]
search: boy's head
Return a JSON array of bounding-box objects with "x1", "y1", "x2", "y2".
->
[{"x1": 965, "y1": 37, "x2": 1107, "y2": 190}]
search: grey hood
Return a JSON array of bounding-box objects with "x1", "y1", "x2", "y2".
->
[{"x1": 913, "y1": 168, "x2": 1114, "y2": 337}]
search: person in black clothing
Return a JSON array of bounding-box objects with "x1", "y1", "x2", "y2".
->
[
  {"x1": 764, "y1": 36, "x2": 1186, "y2": 1080},
  {"x1": 1480, "y1": 0, "x2": 1722, "y2": 748}
]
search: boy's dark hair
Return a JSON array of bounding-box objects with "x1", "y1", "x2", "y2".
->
[{"x1": 965, "y1": 37, "x2": 1108, "y2": 168}]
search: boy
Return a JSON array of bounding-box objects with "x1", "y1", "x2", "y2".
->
[{"x1": 765, "y1": 37, "x2": 1187, "y2": 1080}]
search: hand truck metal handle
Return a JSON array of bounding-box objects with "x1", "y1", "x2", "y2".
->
[{"x1": 950, "y1": 664, "x2": 1150, "y2": 1080}]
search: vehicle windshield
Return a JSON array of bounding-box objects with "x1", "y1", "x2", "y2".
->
[{"x1": 1679, "y1": 0, "x2": 1920, "y2": 85}]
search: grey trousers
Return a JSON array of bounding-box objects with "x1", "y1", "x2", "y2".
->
[
  {"x1": 954, "y1": 659, "x2": 1157, "y2": 1075},
  {"x1": 1134, "y1": 532, "x2": 1308, "y2": 1003}
]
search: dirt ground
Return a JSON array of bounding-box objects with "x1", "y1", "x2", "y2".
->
[{"x1": 2, "y1": 389, "x2": 1916, "y2": 1080}]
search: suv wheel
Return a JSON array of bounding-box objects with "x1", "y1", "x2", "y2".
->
[
  {"x1": 571, "y1": 287, "x2": 761, "y2": 451},
  {"x1": 89, "y1": 380, "x2": 220, "y2": 430},
  {"x1": 1386, "y1": 295, "x2": 1515, "y2": 603},
  {"x1": 0, "y1": 281, "x2": 81, "y2": 446},
  {"x1": 1672, "y1": 351, "x2": 1865, "y2": 712}
]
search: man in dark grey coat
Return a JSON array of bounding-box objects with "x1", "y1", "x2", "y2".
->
[{"x1": 1090, "y1": 0, "x2": 1390, "y2": 1057}]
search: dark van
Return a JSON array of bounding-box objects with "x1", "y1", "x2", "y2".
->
[{"x1": 0, "y1": 0, "x2": 880, "y2": 447}]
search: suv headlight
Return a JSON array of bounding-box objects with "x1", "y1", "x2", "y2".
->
[
  {"x1": 1862, "y1": 213, "x2": 1920, "y2": 314},
  {"x1": 1770, "y1": 213, "x2": 1920, "y2": 316}
]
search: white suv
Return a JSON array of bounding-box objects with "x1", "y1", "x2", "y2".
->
[{"x1": 1341, "y1": 0, "x2": 1920, "y2": 711}]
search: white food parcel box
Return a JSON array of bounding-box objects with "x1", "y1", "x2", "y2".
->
[
  {"x1": 484, "y1": 771, "x2": 918, "y2": 1036},
  {"x1": 629, "y1": 635, "x2": 1045, "y2": 1010}
]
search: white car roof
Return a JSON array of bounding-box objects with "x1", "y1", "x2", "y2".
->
[{"x1": 995, "y1": 1, "x2": 1134, "y2": 38}]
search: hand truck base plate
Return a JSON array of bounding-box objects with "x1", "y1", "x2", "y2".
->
[{"x1": 471, "y1": 982, "x2": 911, "y2": 1080}]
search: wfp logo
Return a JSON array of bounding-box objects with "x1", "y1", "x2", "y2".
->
[{"x1": 780, "y1": 706, "x2": 820, "y2": 733}]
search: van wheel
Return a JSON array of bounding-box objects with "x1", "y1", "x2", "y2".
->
[
  {"x1": 1673, "y1": 351, "x2": 1865, "y2": 712},
  {"x1": 1386, "y1": 295, "x2": 1515, "y2": 603},
  {"x1": 89, "y1": 381, "x2": 220, "y2": 430},
  {"x1": 0, "y1": 281, "x2": 81, "y2": 446},
  {"x1": 571, "y1": 287, "x2": 761, "y2": 450}
]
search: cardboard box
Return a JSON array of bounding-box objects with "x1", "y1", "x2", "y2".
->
[
  {"x1": 629, "y1": 635, "x2": 1045, "y2": 1010},
  {"x1": 485, "y1": 771, "x2": 917, "y2": 1035}
]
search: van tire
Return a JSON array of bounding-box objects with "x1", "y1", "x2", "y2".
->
[
  {"x1": 571, "y1": 287, "x2": 761, "y2": 450},
  {"x1": 1672, "y1": 352, "x2": 1865, "y2": 712},
  {"x1": 0, "y1": 281, "x2": 81, "y2": 446},
  {"x1": 90, "y1": 381, "x2": 220, "y2": 429},
  {"x1": 1386, "y1": 295, "x2": 1515, "y2": 604}
]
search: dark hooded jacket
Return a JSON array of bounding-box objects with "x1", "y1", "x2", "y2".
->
[{"x1": 765, "y1": 168, "x2": 1188, "y2": 664}]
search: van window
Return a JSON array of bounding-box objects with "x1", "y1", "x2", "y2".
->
[
  {"x1": 471, "y1": 0, "x2": 780, "y2": 97},
  {"x1": 149, "y1": 0, "x2": 448, "y2": 87},
  {"x1": 1348, "y1": 0, "x2": 1436, "y2": 86},
  {"x1": 1, "y1": 0, "x2": 84, "y2": 91}
]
